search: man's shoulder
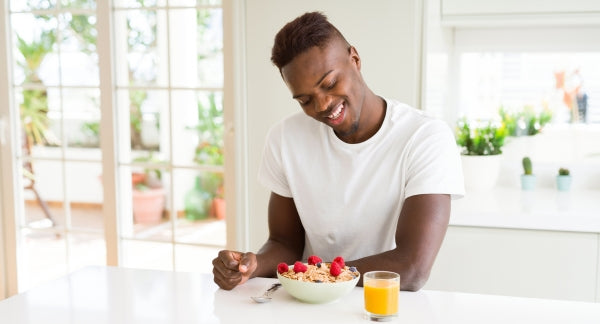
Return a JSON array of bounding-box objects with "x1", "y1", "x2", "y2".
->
[{"x1": 385, "y1": 99, "x2": 439, "y2": 127}]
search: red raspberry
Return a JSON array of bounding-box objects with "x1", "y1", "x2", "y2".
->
[
  {"x1": 333, "y1": 256, "x2": 345, "y2": 268},
  {"x1": 293, "y1": 261, "x2": 308, "y2": 273},
  {"x1": 277, "y1": 262, "x2": 289, "y2": 274},
  {"x1": 330, "y1": 261, "x2": 342, "y2": 276},
  {"x1": 307, "y1": 255, "x2": 322, "y2": 265}
]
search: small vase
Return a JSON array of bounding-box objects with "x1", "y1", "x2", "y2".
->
[
  {"x1": 461, "y1": 154, "x2": 502, "y2": 191},
  {"x1": 520, "y1": 174, "x2": 536, "y2": 191},
  {"x1": 556, "y1": 175, "x2": 572, "y2": 192}
]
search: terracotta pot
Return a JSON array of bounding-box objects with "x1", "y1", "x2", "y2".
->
[
  {"x1": 132, "y1": 187, "x2": 165, "y2": 224},
  {"x1": 131, "y1": 172, "x2": 146, "y2": 187},
  {"x1": 211, "y1": 198, "x2": 226, "y2": 220}
]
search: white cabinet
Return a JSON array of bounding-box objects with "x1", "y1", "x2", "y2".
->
[
  {"x1": 441, "y1": 0, "x2": 600, "y2": 26},
  {"x1": 425, "y1": 226, "x2": 599, "y2": 302}
]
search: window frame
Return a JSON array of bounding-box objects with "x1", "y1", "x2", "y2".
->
[{"x1": 0, "y1": 0, "x2": 239, "y2": 297}]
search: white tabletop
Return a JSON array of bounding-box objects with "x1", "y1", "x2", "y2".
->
[{"x1": 1, "y1": 266, "x2": 599, "y2": 323}]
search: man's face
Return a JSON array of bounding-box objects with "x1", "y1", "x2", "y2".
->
[{"x1": 281, "y1": 39, "x2": 366, "y2": 141}]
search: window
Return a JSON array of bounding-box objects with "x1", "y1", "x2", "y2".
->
[
  {"x1": 424, "y1": 2, "x2": 600, "y2": 190},
  {"x1": 2, "y1": 0, "x2": 226, "y2": 294},
  {"x1": 457, "y1": 52, "x2": 599, "y2": 124}
]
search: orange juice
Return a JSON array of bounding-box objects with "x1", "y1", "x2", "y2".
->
[{"x1": 364, "y1": 280, "x2": 399, "y2": 315}]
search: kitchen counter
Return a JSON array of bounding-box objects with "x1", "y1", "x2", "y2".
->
[
  {"x1": 451, "y1": 187, "x2": 600, "y2": 233},
  {"x1": 1, "y1": 266, "x2": 599, "y2": 323}
]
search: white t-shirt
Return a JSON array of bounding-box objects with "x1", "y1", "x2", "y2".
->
[{"x1": 258, "y1": 98, "x2": 464, "y2": 262}]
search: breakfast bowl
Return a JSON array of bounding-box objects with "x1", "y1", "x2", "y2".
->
[{"x1": 276, "y1": 261, "x2": 360, "y2": 304}]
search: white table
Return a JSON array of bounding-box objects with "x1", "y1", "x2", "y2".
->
[{"x1": 1, "y1": 266, "x2": 599, "y2": 323}]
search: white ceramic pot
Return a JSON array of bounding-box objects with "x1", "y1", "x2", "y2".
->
[{"x1": 461, "y1": 154, "x2": 503, "y2": 192}]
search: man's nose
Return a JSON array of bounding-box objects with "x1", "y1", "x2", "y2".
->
[{"x1": 314, "y1": 94, "x2": 332, "y2": 113}]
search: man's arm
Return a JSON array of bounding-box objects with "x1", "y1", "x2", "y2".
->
[
  {"x1": 252, "y1": 192, "x2": 306, "y2": 278},
  {"x1": 212, "y1": 192, "x2": 304, "y2": 289},
  {"x1": 349, "y1": 194, "x2": 451, "y2": 291}
]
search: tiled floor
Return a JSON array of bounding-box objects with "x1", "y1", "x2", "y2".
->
[{"x1": 19, "y1": 201, "x2": 225, "y2": 292}]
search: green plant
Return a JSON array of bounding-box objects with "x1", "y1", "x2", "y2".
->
[
  {"x1": 16, "y1": 30, "x2": 58, "y2": 147},
  {"x1": 522, "y1": 157, "x2": 533, "y2": 175},
  {"x1": 190, "y1": 93, "x2": 224, "y2": 199},
  {"x1": 456, "y1": 118, "x2": 507, "y2": 156},
  {"x1": 558, "y1": 167, "x2": 570, "y2": 176},
  {"x1": 499, "y1": 105, "x2": 552, "y2": 137},
  {"x1": 132, "y1": 152, "x2": 164, "y2": 190}
]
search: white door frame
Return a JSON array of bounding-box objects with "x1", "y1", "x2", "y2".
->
[{"x1": 0, "y1": 0, "x2": 19, "y2": 299}]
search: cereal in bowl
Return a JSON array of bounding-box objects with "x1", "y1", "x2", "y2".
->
[{"x1": 277, "y1": 255, "x2": 359, "y2": 283}]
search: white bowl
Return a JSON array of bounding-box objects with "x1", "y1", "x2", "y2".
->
[{"x1": 277, "y1": 269, "x2": 360, "y2": 304}]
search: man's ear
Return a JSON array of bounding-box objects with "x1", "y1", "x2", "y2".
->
[{"x1": 348, "y1": 45, "x2": 361, "y2": 70}]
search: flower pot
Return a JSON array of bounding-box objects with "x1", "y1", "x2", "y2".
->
[
  {"x1": 211, "y1": 197, "x2": 226, "y2": 220},
  {"x1": 520, "y1": 174, "x2": 536, "y2": 191},
  {"x1": 460, "y1": 154, "x2": 502, "y2": 192},
  {"x1": 556, "y1": 175, "x2": 572, "y2": 191},
  {"x1": 132, "y1": 187, "x2": 166, "y2": 224}
]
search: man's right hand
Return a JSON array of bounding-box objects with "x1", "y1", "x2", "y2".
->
[{"x1": 212, "y1": 250, "x2": 257, "y2": 290}]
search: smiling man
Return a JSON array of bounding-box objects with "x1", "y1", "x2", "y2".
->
[{"x1": 212, "y1": 11, "x2": 464, "y2": 291}]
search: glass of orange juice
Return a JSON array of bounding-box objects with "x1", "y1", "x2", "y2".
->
[{"x1": 363, "y1": 271, "x2": 400, "y2": 321}]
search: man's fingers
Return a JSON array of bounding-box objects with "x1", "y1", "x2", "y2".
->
[
  {"x1": 218, "y1": 250, "x2": 241, "y2": 270},
  {"x1": 238, "y1": 253, "x2": 256, "y2": 274}
]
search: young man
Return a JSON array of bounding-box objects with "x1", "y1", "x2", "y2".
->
[{"x1": 212, "y1": 12, "x2": 464, "y2": 291}]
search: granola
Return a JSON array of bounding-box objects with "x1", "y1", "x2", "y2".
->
[{"x1": 279, "y1": 262, "x2": 359, "y2": 283}]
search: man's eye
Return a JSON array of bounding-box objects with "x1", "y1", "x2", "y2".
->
[
  {"x1": 298, "y1": 99, "x2": 310, "y2": 105},
  {"x1": 326, "y1": 80, "x2": 336, "y2": 90}
]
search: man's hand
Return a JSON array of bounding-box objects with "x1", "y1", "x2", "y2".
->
[{"x1": 212, "y1": 250, "x2": 258, "y2": 290}]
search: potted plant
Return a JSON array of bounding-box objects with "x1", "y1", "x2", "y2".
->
[
  {"x1": 520, "y1": 157, "x2": 536, "y2": 191},
  {"x1": 131, "y1": 154, "x2": 166, "y2": 224},
  {"x1": 499, "y1": 105, "x2": 552, "y2": 137},
  {"x1": 556, "y1": 167, "x2": 572, "y2": 192},
  {"x1": 185, "y1": 93, "x2": 225, "y2": 220},
  {"x1": 456, "y1": 118, "x2": 507, "y2": 191}
]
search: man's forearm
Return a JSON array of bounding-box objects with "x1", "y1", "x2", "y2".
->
[
  {"x1": 348, "y1": 249, "x2": 433, "y2": 291},
  {"x1": 253, "y1": 239, "x2": 304, "y2": 278}
]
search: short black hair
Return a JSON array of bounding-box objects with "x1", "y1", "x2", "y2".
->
[{"x1": 271, "y1": 11, "x2": 349, "y2": 71}]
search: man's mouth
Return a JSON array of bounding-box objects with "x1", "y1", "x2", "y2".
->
[{"x1": 327, "y1": 103, "x2": 345, "y2": 125}]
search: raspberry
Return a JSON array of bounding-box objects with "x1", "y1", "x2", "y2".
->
[
  {"x1": 293, "y1": 261, "x2": 308, "y2": 273},
  {"x1": 277, "y1": 262, "x2": 289, "y2": 274},
  {"x1": 307, "y1": 255, "x2": 322, "y2": 265},
  {"x1": 330, "y1": 261, "x2": 342, "y2": 276},
  {"x1": 333, "y1": 256, "x2": 345, "y2": 268}
]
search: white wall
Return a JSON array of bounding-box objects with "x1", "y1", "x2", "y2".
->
[{"x1": 242, "y1": 0, "x2": 425, "y2": 250}]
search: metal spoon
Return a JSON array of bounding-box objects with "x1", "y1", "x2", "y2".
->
[{"x1": 251, "y1": 283, "x2": 282, "y2": 303}]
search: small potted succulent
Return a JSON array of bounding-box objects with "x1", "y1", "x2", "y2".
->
[
  {"x1": 556, "y1": 167, "x2": 572, "y2": 192},
  {"x1": 520, "y1": 157, "x2": 536, "y2": 191}
]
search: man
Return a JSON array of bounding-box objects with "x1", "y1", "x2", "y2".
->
[{"x1": 212, "y1": 11, "x2": 464, "y2": 291}]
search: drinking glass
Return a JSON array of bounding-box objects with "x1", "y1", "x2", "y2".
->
[{"x1": 363, "y1": 271, "x2": 400, "y2": 321}]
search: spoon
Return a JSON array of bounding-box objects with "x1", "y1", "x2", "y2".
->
[{"x1": 251, "y1": 283, "x2": 282, "y2": 303}]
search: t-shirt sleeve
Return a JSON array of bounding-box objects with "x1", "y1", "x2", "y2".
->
[
  {"x1": 257, "y1": 123, "x2": 293, "y2": 198},
  {"x1": 404, "y1": 119, "x2": 465, "y2": 200}
]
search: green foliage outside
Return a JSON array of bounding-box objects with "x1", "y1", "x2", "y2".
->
[
  {"x1": 558, "y1": 167, "x2": 570, "y2": 176},
  {"x1": 499, "y1": 106, "x2": 552, "y2": 137},
  {"x1": 192, "y1": 93, "x2": 225, "y2": 199},
  {"x1": 456, "y1": 118, "x2": 507, "y2": 156},
  {"x1": 17, "y1": 30, "x2": 57, "y2": 147}
]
